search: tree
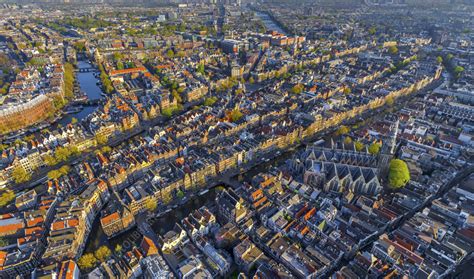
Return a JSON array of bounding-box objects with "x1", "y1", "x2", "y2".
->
[
  {"x1": 388, "y1": 45, "x2": 398, "y2": 54},
  {"x1": 115, "y1": 244, "x2": 122, "y2": 254},
  {"x1": 101, "y1": 146, "x2": 112, "y2": 154},
  {"x1": 95, "y1": 245, "x2": 112, "y2": 262},
  {"x1": 386, "y1": 96, "x2": 394, "y2": 107},
  {"x1": 95, "y1": 134, "x2": 107, "y2": 145},
  {"x1": 368, "y1": 142, "x2": 381, "y2": 155},
  {"x1": 368, "y1": 26, "x2": 376, "y2": 35},
  {"x1": 249, "y1": 77, "x2": 255, "y2": 84},
  {"x1": 291, "y1": 84, "x2": 304, "y2": 94},
  {"x1": 78, "y1": 253, "x2": 97, "y2": 270},
  {"x1": 203, "y1": 97, "x2": 217, "y2": 106},
  {"x1": 71, "y1": 117, "x2": 78, "y2": 124},
  {"x1": 47, "y1": 170, "x2": 62, "y2": 180},
  {"x1": 166, "y1": 49, "x2": 174, "y2": 58},
  {"x1": 344, "y1": 136, "x2": 353, "y2": 145},
  {"x1": 177, "y1": 190, "x2": 184, "y2": 198},
  {"x1": 11, "y1": 166, "x2": 30, "y2": 184},
  {"x1": 388, "y1": 159, "x2": 410, "y2": 189},
  {"x1": 196, "y1": 63, "x2": 205, "y2": 75},
  {"x1": 335, "y1": 125, "x2": 350, "y2": 136},
  {"x1": 162, "y1": 107, "x2": 173, "y2": 117},
  {"x1": 59, "y1": 165, "x2": 70, "y2": 176},
  {"x1": 355, "y1": 141, "x2": 364, "y2": 151},
  {"x1": 454, "y1": 66, "x2": 464, "y2": 78},
  {"x1": 43, "y1": 154, "x2": 57, "y2": 166},
  {"x1": 230, "y1": 108, "x2": 243, "y2": 122},
  {"x1": 436, "y1": 56, "x2": 443, "y2": 64},
  {"x1": 145, "y1": 198, "x2": 157, "y2": 212},
  {"x1": 0, "y1": 189, "x2": 15, "y2": 207},
  {"x1": 116, "y1": 61, "x2": 124, "y2": 70},
  {"x1": 343, "y1": 87, "x2": 352, "y2": 95}
]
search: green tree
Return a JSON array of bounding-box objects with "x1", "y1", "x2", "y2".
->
[
  {"x1": 196, "y1": 63, "x2": 205, "y2": 75},
  {"x1": 368, "y1": 142, "x2": 381, "y2": 155},
  {"x1": 94, "y1": 245, "x2": 111, "y2": 262},
  {"x1": 95, "y1": 134, "x2": 107, "y2": 145},
  {"x1": 355, "y1": 141, "x2": 365, "y2": 151},
  {"x1": 454, "y1": 66, "x2": 464, "y2": 78},
  {"x1": 230, "y1": 108, "x2": 243, "y2": 122},
  {"x1": 171, "y1": 89, "x2": 182, "y2": 103},
  {"x1": 116, "y1": 61, "x2": 124, "y2": 70},
  {"x1": 43, "y1": 154, "x2": 57, "y2": 166},
  {"x1": 177, "y1": 190, "x2": 184, "y2": 199},
  {"x1": 388, "y1": 45, "x2": 398, "y2": 54},
  {"x1": 203, "y1": 97, "x2": 217, "y2": 106},
  {"x1": 0, "y1": 189, "x2": 15, "y2": 207},
  {"x1": 249, "y1": 77, "x2": 255, "y2": 84},
  {"x1": 59, "y1": 165, "x2": 70, "y2": 176},
  {"x1": 388, "y1": 159, "x2": 410, "y2": 189},
  {"x1": 291, "y1": 84, "x2": 304, "y2": 94},
  {"x1": 386, "y1": 96, "x2": 394, "y2": 107},
  {"x1": 115, "y1": 244, "x2": 122, "y2": 254},
  {"x1": 436, "y1": 56, "x2": 443, "y2": 64},
  {"x1": 344, "y1": 136, "x2": 353, "y2": 145},
  {"x1": 11, "y1": 166, "x2": 30, "y2": 184},
  {"x1": 77, "y1": 253, "x2": 97, "y2": 270},
  {"x1": 145, "y1": 198, "x2": 157, "y2": 212},
  {"x1": 71, "y1": 117, "x2": 78, "y2": 124},
  {"x1": 101, "y1": 146, "x2": 112, "y2": 154},
  {"x1": 343, "y1": 87, "x2": 352, "y2": 95},
  {"x1": 162, "y1": 107, "x2": 173, "y2": 117},
  {"x1": 368, "y1": 26, "x2": 376, "y2": 35},
  {"x1": 166, "y1": 49, "x2": 174, "y2": 58},
  {"x1": 335, "y1": 125, "x2": 350, "y2": 136},
  {"x1": 47, "y1": 170, "x2": 62, "y2": 180}
]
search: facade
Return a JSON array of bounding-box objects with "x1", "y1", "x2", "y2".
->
[{"x1": 0, "y1": 95, "x2": 53, "y2": 134}]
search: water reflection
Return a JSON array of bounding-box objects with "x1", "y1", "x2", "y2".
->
[
  {"x1": 57, "y1": 60, "x2": 102, "y2": 126},
  {"x1": 255, "y1": 11, "x2": 287, "y2": 35}
]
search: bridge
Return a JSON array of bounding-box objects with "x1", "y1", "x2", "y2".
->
[
  {"x1": 76, "y1": 67, "x2": 98, "y2": 73},
  {"x1": 70, "y1": 98, "x2": 103, "y2": 106}
]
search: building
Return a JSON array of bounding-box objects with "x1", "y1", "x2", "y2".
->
[{"x1": 216, "y1": 188, "x2": 247, "y2": 224}]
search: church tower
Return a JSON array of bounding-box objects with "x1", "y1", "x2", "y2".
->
[{"x1": 378, "y1": 118, "x2": 399, "y2": 180}]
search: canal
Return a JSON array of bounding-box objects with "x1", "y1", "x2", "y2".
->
[
  {"x1": 84, "y1": 186, "x2": 223, "y2": 253},
  {"x1": 57, "y1": 60, "x2": 102, "y2": 126},
  {"x1": 255, "y1": 11, "x2": 287, "y2": 35}
]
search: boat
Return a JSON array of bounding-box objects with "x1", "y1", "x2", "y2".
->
[{"x1": 64, "y1": 106, "x2": 83, "y2": 114}]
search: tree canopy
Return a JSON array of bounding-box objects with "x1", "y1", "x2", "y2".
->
[
  {"x1": 230, "y1": 108, "x2": 243, "y2": 122},
  {"x1": 388, "y1": 159, "x2": 410, "y2": 189},
  {"x1": 0, "y1": 189, "x2": 15, "y2": 207},
  {"x1": 78, "y1": 253, "x2": 97, "y2": 270},
  {"x1": 368, "y1": 142, "x2": 381, "y2": 155},
  {"x1": 94, "y1": 245, "x2": 112, "y2": 262},
  {"x1": 11, "y1": 166, "x2": 30, "y2": 184},
  {"x1": 335, "y1": 125, "x2": 350, "y2": 136},
  {"x1": 355, "y1": 141, "x2": 365, "y2": 151},
  {"x1": 145, "y1": 198, "x2": 157, "y2": 212}
]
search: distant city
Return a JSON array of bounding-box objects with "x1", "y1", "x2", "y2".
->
[{"x1": 0, "y1": 0, "x2": 472, "y2": 278}]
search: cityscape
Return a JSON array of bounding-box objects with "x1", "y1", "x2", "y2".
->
[{"x1": 0, "y1": 0, "x2": 472, "y2": 278}]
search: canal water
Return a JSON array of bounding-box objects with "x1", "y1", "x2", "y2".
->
[
  {"x1": 58, "y1": 60, "x2": 102, "y2": 126},
  {"x1": 255, "y1": 11, "x2": 287, "y2": 35}
]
